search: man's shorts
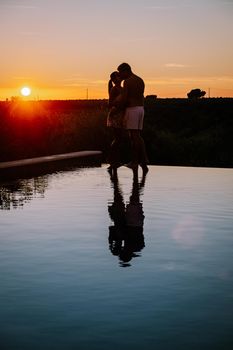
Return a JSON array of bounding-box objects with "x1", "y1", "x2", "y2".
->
[{"x1": 124, "y1": 106, "x2": 144, "y2": 130}]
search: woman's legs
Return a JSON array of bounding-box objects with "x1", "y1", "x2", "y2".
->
[{"x1": 108, "y1": 128, "x2": 123, "y2": 168}]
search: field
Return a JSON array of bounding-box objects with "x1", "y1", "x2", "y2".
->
[{"x1": 0, "y1": 98, "x2": 232, "y2": 167}]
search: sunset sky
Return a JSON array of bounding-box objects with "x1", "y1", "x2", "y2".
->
[{"x1": 1, "y1": 0, "x2": 233, "y2": 100}]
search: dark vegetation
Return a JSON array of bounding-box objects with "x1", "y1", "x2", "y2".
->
[
  {"x1": 187, "y1": 88, "x2": 206, "y2": 99},
  {"x1": 0, "y1": 98, "x2": 232, "y2": 168}
]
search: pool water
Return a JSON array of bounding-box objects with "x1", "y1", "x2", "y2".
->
[{"x1": 0, "y1": 165, "x2": 232, "y2": 350}]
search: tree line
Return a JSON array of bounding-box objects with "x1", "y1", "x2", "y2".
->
[{"x1": 0, "y1": 98, "x2": 232, "y2": 168}]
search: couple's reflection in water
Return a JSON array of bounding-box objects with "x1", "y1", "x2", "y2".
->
[{"x1": 108, "y1": 170, "x2": 147, "y2": 267}]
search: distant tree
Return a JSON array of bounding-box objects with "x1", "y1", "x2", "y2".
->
[
  {"x1": 145, "y1": 95, "x2": 157, "y2": 101},
  {"x1": 10, "y1": 96, "x2": 21, "y2": 102},
  {"x1": 187, "y1": 89, "x2": 206, "y2": 99}
]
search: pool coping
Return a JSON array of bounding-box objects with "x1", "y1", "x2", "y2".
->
[
  {"x1": 0, "y1": 151, "x2": 102, "y2": 169},
  {"x1": 0, "y1": 151, "x2": 102, "y2": 180}
]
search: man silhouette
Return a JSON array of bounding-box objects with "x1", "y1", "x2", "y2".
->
[{"x1": 117, "y1": 63, "x2": 149, "y2": 174}]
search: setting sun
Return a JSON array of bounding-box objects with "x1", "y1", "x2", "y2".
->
[{"x1": 21, "y1": 87, "x2": 31, "y2": 97}]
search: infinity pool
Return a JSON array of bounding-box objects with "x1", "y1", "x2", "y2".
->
[{"x1": 0, "y1": 165, "x2": 232, "y2": 350}]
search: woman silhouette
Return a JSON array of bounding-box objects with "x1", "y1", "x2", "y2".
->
[{"x1": 107, "y1": 71, "x2": 125, "y2": 175}]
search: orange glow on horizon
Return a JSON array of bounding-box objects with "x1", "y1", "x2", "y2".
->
[{"x1": 1, "y1": 77, "x2": 233, "y2": 101}]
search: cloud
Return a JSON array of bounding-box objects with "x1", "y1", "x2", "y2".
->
[
  {"x1": 164, "y1": 63, "x2": 190, "y2": 68},
  {"x1": 92, "y1": 80, "x2": 106, "y2": 84},
  {"x1": 111, "y1": 36, "x2": 158, "y2": 43},
  {"x1": 0, "y1": 4, "x2": 38, "y2": 9},
  {"x1": 62, "y1": 78, "x2": 106, "y2": 87},
  {"x1": 20, "y1": 31, "x2": 41, "y2": 36},
  {"x1": 145, "y1": 78, "x2": 186, "y2": 86},
  {"x1": 61, "y1": 77, "x2": 87, "y2": 82},
  {"x1": 145, "y1": 75, "x2": 233, "y2": 86},
  {"x1": 12, "y1": 76, "x2": 32, "y2": 80},
  {"x1": 222, "y1": 1, "x2": 233, "y2": 4},
  {"x1": 145, "y1": 5, "x2": 175, "y2": 10},
  {"x1": 216, "y1": 76, "x2": 233, "y2": 82},
  {"x1": 127, "y1": 37, "x2": 159, "y2": 43},
  {"x1": 145, "y1": 3, "x2": 193, "y2": 11}
]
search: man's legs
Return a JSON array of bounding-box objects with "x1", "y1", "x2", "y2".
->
[{"x1": 128, "y1": 130, "x2": 149, "y2": 172}]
